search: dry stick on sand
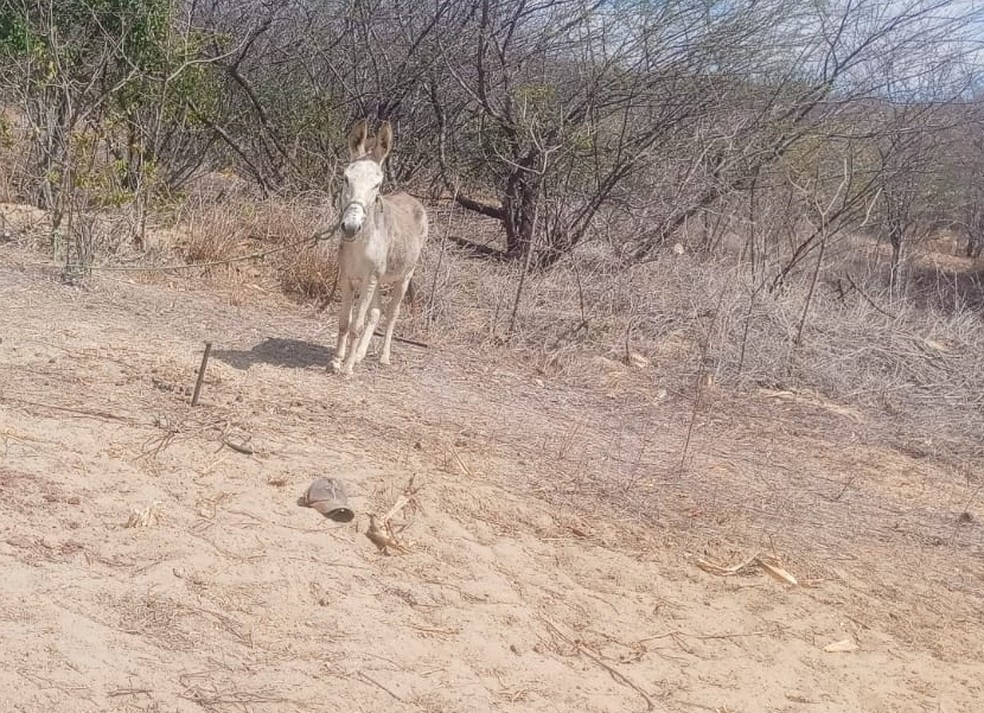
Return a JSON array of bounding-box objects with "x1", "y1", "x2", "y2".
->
[
  {"x1": 190, "y1": 341, "x2": 212, "y2": 407},
  {"x1": 541, "y1": 618, "x2": 658, "y2": 712},
  {"x1": 371, "y1": 330, "x2": 429, "y2": 348},
  {"x1": 447, "y1": 445, "x2": 473, "y2": 477},
  {"x1": 365, "y1": 516, "x2": 410, "y2": 555},
  {"x1": 356, "y1": 671, "x2": 405, "y2": 702},
  {"x1": 696, "y1": 553, "x2": 799, "y2": 586},
  {"x1": 0, "y1": 395, "x2": 137, "y2": 424},
  {"x1": 107, "y1": 688, "x2": 153, "y2": 698}
]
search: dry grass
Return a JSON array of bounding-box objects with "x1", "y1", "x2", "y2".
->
[
  {"x1": 384, "y1": 208, "x2": 984, "y2": 593},
  {"x1": 3, "y1": 109, "x2": 984, "y2": 708},
  {"x1": 166, "y1": 182, "x2": 339, "y2": 299},
  {"x1": 275, "y1": 240, "x2": 339, "y2": 301},
  {"x1": 5, "y1": 173, "x2": 983, "y2": 471},
  {"x1": 141, "y1": 189, "x2": 984, "y2": 483},
  {"x1": 0, "y1": 202, "x2": 51, "y2": 246},
  {"x1": 414, "y1": 211, "x2": 984, "y2": 464},
  {"x1": 5, "y1": 177, "x2": 984, "y2": 501},
  {"x1": 4, "y1": 214, "x2": 984, "y2": 711},
  {"x1": 0, "y1": 106, "x2": 31, "y2": 204}
]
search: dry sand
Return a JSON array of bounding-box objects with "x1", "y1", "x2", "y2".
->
[{"x1": 1, "y1": 243, "x2": 982, "y2": 712}]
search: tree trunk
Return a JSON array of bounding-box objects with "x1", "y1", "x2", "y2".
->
[
  {"x1": 967, "y1": 234, "x2": 983, "y2": 259},
  {"x1": 33, "y1": 95, "x2": 64, "y2": 208},
  {"x1": 502, "y1": 151, "x2": 541, "y2": 260},
  {"x1": 966, "y1": 208, "x2": 983, "y2": 258},
  {"x1": 888, "y1": 221, "x2": 905, "y2": 293}
]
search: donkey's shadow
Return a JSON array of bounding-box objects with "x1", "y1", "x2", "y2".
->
[{"x1": 212, "y1": 337, "x2": 331, "y2": 370}]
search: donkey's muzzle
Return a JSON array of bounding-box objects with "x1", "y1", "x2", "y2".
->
[{"x1": 341, "y1": 202, "x2": 366, "y2": 240}]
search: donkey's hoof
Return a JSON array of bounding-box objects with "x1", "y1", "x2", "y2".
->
[
  {"x1": 379, "y1": 355, "x2": 391, "y2": 366},
  {"x1": 336, "y1": 359, "x2": 355, "y2": 377},
  {"x1": 328, "y1": 358, "x2": 343, "y2": 374}
]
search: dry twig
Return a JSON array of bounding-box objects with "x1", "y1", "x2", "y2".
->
[
  {"x1": 365, "y1": 514, "x2": 411, "y2": 555},
  {"x1": 696, "y1": 553, "x2": 799, "y2": 586},
  {"x1": 365, "y1": 476, "x2": 421, "y2": 555},
  {"x1": 542, "y1": 618, "x2": 658, "y2": 712},
  {"x1": 356, "y1": 671, "x2": 406, "y2": 702}
]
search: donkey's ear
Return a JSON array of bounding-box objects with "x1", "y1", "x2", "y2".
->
[
  {"x1": 348, "y1": 119, "x2": 368, "y2": 159},
  {"x1": 373, "y1": 121, "x2": 393, "y2": 163}
]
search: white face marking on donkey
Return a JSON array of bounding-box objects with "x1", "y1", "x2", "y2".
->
[
  {"x1": 340, "y1": 159, "x2": 383, "y2": 238},
  {"x1": 329, "y1": 119, "x2": 429, "y2": 376}
]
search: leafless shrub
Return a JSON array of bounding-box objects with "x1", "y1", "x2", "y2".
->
[
  {"x1": 418, "y1": 203, "x2": 984, "y2": 466},
  {"x1": 276, "y1": 241, "x2": 339, "y2": 302},
  {"x1": 176, "y1": 201, "x2": 246, "y2": 269},
  {"x1": 0, "y1": 105, "x2": 33, "y2": 203},
  {"x1": 169, "y1": 189, "x2": 338, "y2": 297}
]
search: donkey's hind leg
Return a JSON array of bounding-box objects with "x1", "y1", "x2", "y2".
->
[{"x1": 379, "y1": 275, "x2": 412, "y2": 366}]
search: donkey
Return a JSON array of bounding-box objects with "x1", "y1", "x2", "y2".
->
[{"x1": 329, "y1": 119, "x2": 428, "y2": 376}]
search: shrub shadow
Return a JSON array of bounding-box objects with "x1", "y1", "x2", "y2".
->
[{"x1": 909, "y1": 264, "x2": 984, "y2": 313}]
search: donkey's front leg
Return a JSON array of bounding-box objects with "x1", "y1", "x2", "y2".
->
[
  {"x1": 340, "y1": 275, "x2": 378, "y2": 375},
  {"x1": 330, "y1": 279, "x2": 355, "y2": 373},
  {"x1": 354, "y1": 288, "x2": 382, "y2": 365}
]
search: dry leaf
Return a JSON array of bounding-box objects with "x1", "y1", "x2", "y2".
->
[
  {"x1": 696, "y1": 556, "x2": 759, "y2": 576},
  {"x1": 626, "y1": 351, "x2": 650, "y2": 368},
  {"x1": 920, "y1": 338, "x2": 949, "y2": 353},
  {"x1": 126, "y1": 502, "x2": 162, "y2": 528},
  {"x1": 757, "y1": 557, "x2": 798, "y2": 586},
  {"x1": 823, "y1": 639, "x2": 858, "y2": 653},
  {"x1": 366, "y1": 514, "x2": 410, "y2": 555},
  {"x1": 697, "y1": 554, "x2": 800, "y2": 587}
]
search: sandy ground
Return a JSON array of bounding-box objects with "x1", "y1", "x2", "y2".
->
[{"x1": 1, "y1": 243, "x2": 983, "y2": 713}]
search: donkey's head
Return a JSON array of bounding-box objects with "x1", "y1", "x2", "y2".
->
[{"x1": 339, "y1": 119, "x2": 393, "y2": 240}]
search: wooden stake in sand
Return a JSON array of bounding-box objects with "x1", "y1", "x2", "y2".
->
[{"x1": 191, "y1": 342, "x2": 212, "y2": 407}]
